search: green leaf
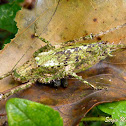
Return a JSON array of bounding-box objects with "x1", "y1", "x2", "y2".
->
[
  {"x1": 112, "y1": 101, "x2": 126, "y2": 126},
  {"x1": 6, "y1": 98, "x2": 63, "y2": 126},
  {"x1": 97, "y1": 102, "x2": 120, "y2": 115},
  {"x1": 0, "y1": 0, "x2": 23, "y2": 33},
  {"x1": 98, "y1": 101, "x2": 126, "y2": 125}
]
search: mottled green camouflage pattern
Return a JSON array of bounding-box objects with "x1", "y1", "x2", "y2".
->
[{"x1": 12, "y1": 41, "x2": 126, "y2": 85}]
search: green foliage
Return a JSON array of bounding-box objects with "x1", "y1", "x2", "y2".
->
[
  {"x1": 98, "y1": 102, "x2": 119, "y2": 115},
  {"x1": 6, "y1": 98, "x2": 63, "y2": 126},
  {"x1": 0, "y1": 0, "x2": 23, "y2": 49},
  {"x1": 81, "y1": 101, "x2": 126, "y2": 126},
  {"x1": 0, "y1": 0, "x2": 23, "y2": 33},
  {"x1": 80, "y1": 106, "x2": 112, "y2": 126},
  {"x1": 98, "y1": 101, "x2": 126, "y2": 126}
]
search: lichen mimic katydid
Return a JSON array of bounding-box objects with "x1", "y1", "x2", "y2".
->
[{"x1": 0, "y1": 23, "x2": 126, "y2": 100}]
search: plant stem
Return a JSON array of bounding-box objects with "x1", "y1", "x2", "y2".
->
[{"x1": 81, "y1": 116, "x2": 111, "y2": 122}]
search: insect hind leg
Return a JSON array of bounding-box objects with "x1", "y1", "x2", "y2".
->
[{"x1": 70, "y1": 72, "x2": 99, "y2": 90}]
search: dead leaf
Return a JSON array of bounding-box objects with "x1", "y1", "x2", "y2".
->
[{"x1": 0, "y1": 0, "x2": 126, "y2": 125}]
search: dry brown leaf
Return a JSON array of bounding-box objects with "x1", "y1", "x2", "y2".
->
[{"x1": 0, "y1": 0, "x2": 126, "y2": 125}]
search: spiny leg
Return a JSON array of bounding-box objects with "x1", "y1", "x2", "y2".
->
[
  {"x1": 62, "y1": 33, "x2": 94, "y2": 45},
  {"x1": 33, "y1": 44, "x2": 55, "y2": 57},
  {"x1": 62, "y1": 23, "x2": 126, "y2": 45},
  {"x1": 0, "y1": 81, "x2": 34, "y2": 101},
  {"x1": 34, "y1": 23, "x2": 126, "y2": 47},
  {"x1": 0, "y1": 71, "x2": 12, "y2": 80},
  {"x1": 34, "y1": 32, "x2": 93, "y2": 47},
  {"x1": 34, "y1": 33, "x2": 54, "y2": 48},
  {"x1": 70, "y1": 72, "x2": 97, "y2": 89},
  {"x1": 33, "y1": 33, "x2": 55, "y2": 57}
]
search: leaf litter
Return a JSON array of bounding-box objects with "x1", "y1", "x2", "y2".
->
[{"x1": 0, "y1": 0, "x2": 126, "y2": 125}]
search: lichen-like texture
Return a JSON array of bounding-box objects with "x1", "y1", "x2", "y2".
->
[{"x1": 12, "y1": 41, "x2": 126, "y2": 85}]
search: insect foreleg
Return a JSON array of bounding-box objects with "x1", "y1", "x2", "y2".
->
[
  {"x1": 35, "y1": 33, "x2": 54, "y2": 48},
  {"x1": 0, "y1": 81, "x2": 34, "y2": 101},
  {"x1": 33, "y1": 44, "x2": 55, "y2": 57}
]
